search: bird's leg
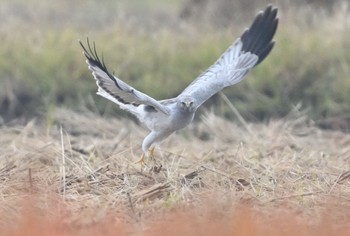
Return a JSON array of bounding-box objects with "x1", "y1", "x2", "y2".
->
[
  {"x1": 135, "y1": 147, "x2": 155, "y2": 166},
  {"x1": 149, "y1": 146, "x2": 155, "y2": 160},
  {"x1": 135, "y1": 153, "x2": 146, "y2": 166}
]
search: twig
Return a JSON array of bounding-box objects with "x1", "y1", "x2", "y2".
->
[
  {"x1": 127, "y1": 192, "x2": 137, "y2": 221},
  {"x1": 60, "y1": 126, "x2": 66, "y2": 199},
  {"x1": 132, "y1": 171, "x2": 155, "y2": 180},
  {"x1": 133, "y1": 182, "x2": 171, "y2": 201},
  {"x1": 337, "y1": 170, "x2": 350, "y2": 183},
  {"x1": 181, "y1": 167, "x2": 206, "y2": 184},
  {"x1": 219, "y1": 92, "x2": 252, "y2": 135},
  {"x1": 268, "y1": 191, "x2": 323, "y2": 202},
  {"x1": 28, "y1": 168, "x2": 33, "y2": 191},
  {"x1": 329, "y1": 170, "x2": 350, "y2": 194},
  {"x1": 201, "y1": 165, "x2": 250, "y2": 189},
  {"x1": 201, "y1": 165, "x2": 230, "y2": 178}
]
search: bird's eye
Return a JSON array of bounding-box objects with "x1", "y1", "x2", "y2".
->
[
  {"x1": 189, "y1": 101, "x2": 193, "y2": 106},
  {"x1": 181, "y1": 102, "x2": 185, "y2": 106}
]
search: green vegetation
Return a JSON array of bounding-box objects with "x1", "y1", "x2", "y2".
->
[{"x1": 0, "y1": 0, "x2": 349, "y2": 130}]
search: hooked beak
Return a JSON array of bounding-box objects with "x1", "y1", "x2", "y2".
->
[{"x1": 185, "y1": 102, "x2": 193, "y2": 110}]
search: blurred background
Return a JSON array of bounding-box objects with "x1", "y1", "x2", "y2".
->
[{"x1": 0, "y1": 0, "x2": 349, "y2": 131}]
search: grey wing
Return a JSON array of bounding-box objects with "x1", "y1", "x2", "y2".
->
[
  {"x1": 179, "y1": 5, "x2": 278, "y2": 108},
  {"x1": 79, "y1": 39, "x2": 170, "y2": 115}
]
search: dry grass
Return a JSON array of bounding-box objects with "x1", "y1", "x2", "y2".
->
[
  {"x1": 0, "y1": 1, "x2": 349, "y2": 234},
  {"x1": 1, "y1": 108, "x2": 350, "y2": 234}
]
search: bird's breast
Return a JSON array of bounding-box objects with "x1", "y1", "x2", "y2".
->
[{"x1": 170, "y1": 109, "x2": 195, "y2": 131}]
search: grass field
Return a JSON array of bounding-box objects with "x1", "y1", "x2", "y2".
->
[
  {"x1": 1, "y1": 108, "x2": 350, "y2": 234},
  {"x1": 1, "y1": 0, "x2": 350, "y2": 235},
  {"x1": 1, "y1": 0, "x2": 350, "y2": 128}
]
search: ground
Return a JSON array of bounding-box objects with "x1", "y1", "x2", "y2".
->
[{"x1": 1, "y1": 108, "x2": 350, "y2": 235}]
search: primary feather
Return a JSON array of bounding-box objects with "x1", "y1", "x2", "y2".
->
[
  {"x1": 179, "y1": 5, "x2": 278, "y2": 108},
  {"x1": 79, "y1": 39, "x2": 170, "y2": 115}
]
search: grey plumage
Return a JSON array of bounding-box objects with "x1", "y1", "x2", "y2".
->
[{"x1": 79, "y1": 5, "x2": 278, "y2": 159}]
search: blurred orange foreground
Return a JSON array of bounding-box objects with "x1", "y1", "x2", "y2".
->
[{"x1": 1, "y1": 198, "x2": 349, "y2": 236}]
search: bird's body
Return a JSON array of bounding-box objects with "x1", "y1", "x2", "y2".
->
[
  {"x1": 80, "y1": 5, "x2": 279, "y2": 162},
  {"x1": 134, "y1": 96, "x2": 196, "y2": 156}
]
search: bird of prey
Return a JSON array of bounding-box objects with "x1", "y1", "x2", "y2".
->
[{"x1": 80, "y1": 5, "x2": 278, "y2": 164}]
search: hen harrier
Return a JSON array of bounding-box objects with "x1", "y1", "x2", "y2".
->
[{"x1": 80, "y1": 5, "x2": 278, "y2": 164}]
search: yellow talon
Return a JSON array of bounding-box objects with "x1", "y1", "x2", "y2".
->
[
  {"x1": 135, "y1": 147, "x2": 155, "y2": 165},
  {"x1": 135, "y1": 153, "x2": 146, "y2": 166}
]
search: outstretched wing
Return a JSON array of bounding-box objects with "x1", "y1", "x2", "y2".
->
[
  {"x1": 79, "y1": 39, "x2": 170, "y2": 115},
  {"x1": 179, "y1": 5, "x2": 278, "y2": 108}
]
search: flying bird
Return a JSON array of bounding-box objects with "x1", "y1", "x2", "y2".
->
[{"x1": 80, "y1": 5, "x2": 278, "y2": 164}]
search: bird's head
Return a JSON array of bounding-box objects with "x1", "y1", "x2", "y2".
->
[{"x1": 178, "y1": 96, "x2": 196, "y2": 112}]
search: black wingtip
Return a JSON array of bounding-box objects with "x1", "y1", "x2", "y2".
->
[
  {"x1": 79, "y1": 38, "x2": 125, "y2": 91},
  {"x1": 79, "y1": 38, "x2": 114, "y2": 78},
  {"x1": 240, "y1": 5, "x2": 279, "y2": 66},
  {"x1": 79, "y1": 37, "x2": 92, "y2": 59}
]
